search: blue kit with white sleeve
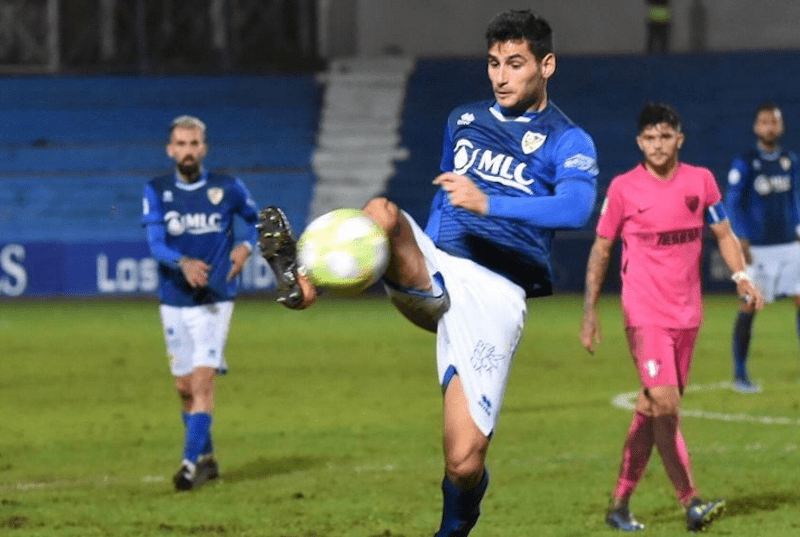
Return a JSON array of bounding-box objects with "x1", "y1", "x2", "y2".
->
[
  {"x1": 428, "y1": 100, "x2": 598, "y2": 297},
  {"x1": 142, "y1": 171, "x2": 259, "y2": 305}
]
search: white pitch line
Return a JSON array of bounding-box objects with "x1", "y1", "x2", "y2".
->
[{"x1": 611, "y1": 381, "x2": 800, "y2": 426}]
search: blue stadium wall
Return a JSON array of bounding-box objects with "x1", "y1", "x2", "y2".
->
[
  {"x1": 0, "y1": 75, "x2": 322, "y2": 298},
  {"x1": 2, "y1": 51, "x2": 799, "y2": 298}
]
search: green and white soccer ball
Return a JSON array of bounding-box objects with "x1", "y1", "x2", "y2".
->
[{"x1": 297, "y1": 208, "x2": 389, "y2": 293}]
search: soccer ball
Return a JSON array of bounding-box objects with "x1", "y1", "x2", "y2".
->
[{"x1": 297, "y1": 208, "x2": 389, "y2": 293}]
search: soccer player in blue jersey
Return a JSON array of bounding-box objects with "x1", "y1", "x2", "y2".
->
[
  {"x1": 725, "y1": 101, "x2": 800, "y2": 393},
  {"x1": 260, "y1": 9, "x2": 597, "y2": 534},
  {"x1": 142, "y1": 115, "x2": 260, "y2": 491}
]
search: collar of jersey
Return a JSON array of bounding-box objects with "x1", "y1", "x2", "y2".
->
[
  {"x1": 173, "y1": 169, "x2": 208, "y2": 190},
  {"x1": 757, "y1": 145, "x2": 782, "y2": 161},
  {"x1": 489, "y1": 102, "x2": 542, "y2": 123}
]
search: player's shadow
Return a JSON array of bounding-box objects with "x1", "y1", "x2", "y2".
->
[
  {"x1": 647, "y1": 490, "x2": 800, "y2": 525},
  {"x1": 222, "y1": 455, "x2": 321, "y2": 484},
  {"x1": 725, "y1": 490, "x2": 800, "y2": 518}
]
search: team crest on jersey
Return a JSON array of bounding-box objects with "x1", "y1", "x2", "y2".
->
[
  {"x1": 457, "y1": 113, "x2": 475, "y2": 126},
  {"x1": 521, "y1": 131, "x2": 546, "y2": 154},
  {"x1": 781, "y1": 156, "x2": 792, "y2": 171},
  {"x1": 685, "y1": 195, "x2": 699, "y2": 212},
  {"x1": 163, "y1": 190, "x2": 173, "y2": 203},
  {"x1": 207, "y1": 187, "x2": 224, "y2": 205}
]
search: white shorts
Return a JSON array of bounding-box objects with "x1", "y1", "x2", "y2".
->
[
  {"x1": 395, "y1": 212, "x2": 527, "y2": 437},
  {"x1": 159, "y1": 301, "x2": 234, "y2": 377},
  {"x1": 747, "y1": 242, "x2": 800, "y2": 303}
]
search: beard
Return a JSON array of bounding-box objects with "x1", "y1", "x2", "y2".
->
[{"x1": 177, "y1": 160, "x2": 201, "y2": 179}]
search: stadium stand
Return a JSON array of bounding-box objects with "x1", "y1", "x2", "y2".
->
[
  {"x1": 3, "y1": 50, "x2": 799, "y2": 250},
  {"x1": 0, "y1": 75, "x2": 321, "y2": 242}
]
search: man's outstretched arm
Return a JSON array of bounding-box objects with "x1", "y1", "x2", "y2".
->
[
  {"x1": 433, "y1": 172, "x2": 596, "y2": 229},
  {"x1": 709, "y1": 220, "x2": 764, "y2": 310}
]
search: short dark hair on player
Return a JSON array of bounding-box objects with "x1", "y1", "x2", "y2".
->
[
  {"x1": 754, "y1": 100, "x2": 781, "y2": 120},
  {"x1": 637, "y1": 102, "x2": 682, "y2": 133},
  {"x1": 485, "y1": 9, "x2": 553, "y2": 60}
]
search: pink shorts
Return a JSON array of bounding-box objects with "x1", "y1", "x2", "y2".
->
[{"x1": 625, "y1": 326, "x2": 699, "y2": 393}]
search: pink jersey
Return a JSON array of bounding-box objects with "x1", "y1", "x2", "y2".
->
[{"x1": 596, "y1": 163, "x2": 722, "y2": 328}]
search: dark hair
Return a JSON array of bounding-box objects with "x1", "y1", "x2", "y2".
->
[
  {"x1": 754, "y1": 100, "x2": 781, "y2": 120},
  {"x1": 637, "y1": 102, "x2": 682, "y2": 133},
  {"x1": 485, "y1": 9, "x2": 553, "y2": 60}
]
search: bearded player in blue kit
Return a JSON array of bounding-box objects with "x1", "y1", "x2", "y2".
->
[
  {"x1": 726, "y1": 101, "x2": 800, "y2": 393},
  {"x1": 260, "y1": 9, "x2": 597, "y2": 534},
  {"x1": 142, "y1": 115, "x2": 260, "y2": 491}
]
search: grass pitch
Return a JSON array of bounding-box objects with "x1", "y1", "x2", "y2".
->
[{"x1": 1, "y1": 294, "x2": 798, "y2": 536}]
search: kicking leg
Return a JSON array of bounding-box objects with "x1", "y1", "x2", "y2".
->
[
  {"x1": 363, "y1": 197, "x2": 431, "y2": 292},
  {"x1": 363, "y1": 198, "x2": 449, "y2": 333},
  {"x1": 257, "y1": 206, "x2": 317, "y2": 309}
]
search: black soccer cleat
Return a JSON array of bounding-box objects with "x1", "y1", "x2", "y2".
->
[
  {"x1": 605, "y1": 505, "x2": 645, "y2": 532},
  {"x1": 257, "y1": 206, "x2": 304, "y2": 309},
  {"x1": 685, "y1": 498, "x2": 726, "y2": 532},
  {"x1": 173, "y1": 461, "x2": 196, "y2": 492},
  {"x1": 194, "y1": 456, "x2": 220, "y2": 486}
]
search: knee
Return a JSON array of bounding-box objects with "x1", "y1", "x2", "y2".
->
[
  {"x1": 175, "y1": 377, "x2": 192, "y2": 400},
  {"x1": 648, "y1": 392, "x2": 680, "y2": 417},
  {"x1": 175, "y1": 381, "x2": 192, "y2": 403},
  {"x1": 191, "y1": 374, "x2": 215, "y2": 399},
  {"x1": 445, "y1": 441, "x2": 488, "y2": 486},
  {"x1": 363, "y1": 197, "x2": 400, "y2": 236}
]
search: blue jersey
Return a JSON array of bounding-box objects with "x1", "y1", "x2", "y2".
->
[
  {"x1": 725, "y1": 145, "x2": 800, "y2": 245},
  {"x1": 427, "y1": 100, "x2": 598, "y2": 297},
  {"x1": 142, "y1": 171, "x2": 259, "y2": 306}
]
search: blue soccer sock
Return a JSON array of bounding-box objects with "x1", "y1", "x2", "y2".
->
[
  {"x1": 434, "y1": 470, "x2": 489, "y2": 537},
  {"x1": 182, "y1": 412, "x2": 212, "y2": 464},
  {"x1": 732, "y1": 310, "x2": 755, "y2": 380},
  {"x1": 182, "y1": 410, "x2": 213, "y2": 458}
]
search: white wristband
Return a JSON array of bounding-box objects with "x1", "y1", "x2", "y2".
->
[{"x1": 731, "y1": 271, "x2": 751, "y2": 283}]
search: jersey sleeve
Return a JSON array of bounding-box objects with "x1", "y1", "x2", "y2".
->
[
  {"x1": 595, "y1": 179, "x2": 624, "y2": 240},
  {"x1": 552, "y1": 127, "x2": 599, "y2": 187},
  {"x1": 704, "y1": 167, "x2": 723, "y2": 207},
  {"x1": 141, "y1": 183, "x2": 183, "y2": 266},
  {"x1": 231, "y1": 177, "x2": 260, "y2": 248},
  {"x1": 486, "y1": 180, "x2": 595, "y2": 228},
  {"x1": 702, "y1": 168, "x2": 725, "y2": 225},
  {"x1": 146, "y1": 223, "x2": 183, "y2": 267},
  {"x1": 439, "y1": 119, "x2": 455, "y2": 173},
  {"x1": 141, "y1": 182, "x2": 163, "y2": 226},
  {"x1": 723, "y1": 156, "x2": 750, "y2": 239}
]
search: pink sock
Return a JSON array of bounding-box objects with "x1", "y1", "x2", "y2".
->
[
  {"x1": 653, "y1": 414, "x2": 698, "y2": 503},
  {"x1": 613, "y1": 412, "x2": 654, "y2": 502}
]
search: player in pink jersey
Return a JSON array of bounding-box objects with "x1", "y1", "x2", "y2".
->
[{"x1": 580, "y1": 103, "x2": 764, "y2": 532}]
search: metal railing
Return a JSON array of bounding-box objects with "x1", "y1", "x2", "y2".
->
[{"x1": 0, "y1": 0, "x2": 319, "y2": 74}]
